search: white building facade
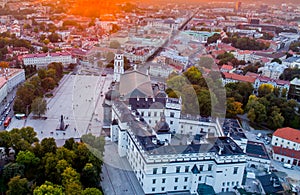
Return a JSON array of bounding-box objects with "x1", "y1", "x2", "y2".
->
[
  {"x1": 271, "y1": 127, "x2": 300, "y2": 167},
  {"x1": 22, "y1": 52, "x2": 76, "y2": 67}
]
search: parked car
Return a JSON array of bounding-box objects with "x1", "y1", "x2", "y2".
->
[{"x1": 283, "y1": 163, "x2": 293, "y2": 169}]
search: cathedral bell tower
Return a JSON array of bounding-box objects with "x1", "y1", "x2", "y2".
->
[{"x1": 113, "y1": 52, "x2": 124, "y2": 82}]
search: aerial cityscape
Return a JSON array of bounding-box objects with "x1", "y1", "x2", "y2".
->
[{"x1": 0, "y1": 0, "x2": 299, "y2": 194}]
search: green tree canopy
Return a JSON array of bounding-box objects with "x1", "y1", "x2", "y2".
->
[
  {"x1": 31, "y1": 97, "x2": 47, "y2": 117},
  {"x1": 6, "y1": 176, "x2": 29, "y2": 195}
]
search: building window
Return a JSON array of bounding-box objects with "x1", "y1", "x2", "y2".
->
[
  {"x1": 162, "y1": 178, "x2": 166, "y2": 183},
  {"x1": 233, "y1": 167, "x2": 238, "y2": 174},
  {"x1": 174, "y1": 186, "x2": 178, "y2": 190},
  {"x1": 176, "y1": 166, "x2": 180, "y2": 173},
  {"x1": 190, "y1": 126, "x2": 192, "y2": 130},
  {"x1": 184, "y1": 177, "x2": 188, "y2": 182},
  {"x1": 141, "y1": 112, "x2": 144, "y2": 116},
  {"x1": 154, "y1": 112, "x2": 157, "y2": 117},
  {"x1": 170, "y1": 112, "x2": 175, "y2": 117},
  {"x1": 208, "y1": 164, "x2": 212, "y2": 171},
  {"x1": 199, "y1": 165, "x2": 203, "y2": 171},
  {"x1": 148, "y1": 112, "x2": 151, "y2": 117},
  {"x1": 236, "y1": 181, "x2": 239, "y2": 186},
  {"x1": 199, "y1": 176, "x2": 202, "y2": 181},
  {"x1": 161, "y1": 187, "x2": 165, "y2": 191},
  {"x1": 152, "y1": 179, "x2": 156, "y2": 184},
  {"x1": 227, "y1": 182, "x2": 230, "y2": 186},
  {"x1": 185, "y1": 166, "x2": 189, "y2": 172},
  {"x1": 232, "y1": 181, "x2": 234, "y2": 186},
  {"x1": 153, "y1": 168, "x2": 157, "y2": 174},
  {"x1": 152, "y1": 188, "x2": 155, "y2": 192},
  {"x1": 170, "y1": 121, "x2": 173, "y2": 125},
  {"x1": 162, "y1": 167, "x2": 167, "y2": 174},
  {"x1": 183, "y1": 186, "x2": 187, "y2": 190},
  {"x1": 149, "y1": 120, "x2": 151, "y2": 124},
  {"x1": 222, "y1": 188, "x2": 224, "y2": 192},
  {"x1": 175, "y1": 177, "x2": 178, "y2": 182},
  {"x1": 222, "y1": 182, "x2": 225, "y2": 186}
]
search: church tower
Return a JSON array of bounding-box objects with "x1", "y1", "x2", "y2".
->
[{"x1": 113, "y1": 52, "x2": 124, "y2": 82}]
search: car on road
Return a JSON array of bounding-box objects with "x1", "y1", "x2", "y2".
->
[
  {"x1": 0, "y1": 121, "x2": 2, "y2": 126},
  {"x1": 1, "y1": 116, "x2": 5, "y2": 121}
]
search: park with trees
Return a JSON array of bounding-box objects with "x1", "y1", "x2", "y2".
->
[
  {"x1": 0, "y1": 126, "x2": 104, "y2": 194},
  {"x1": 13, "y1": 62, "x2": 64, "y2": 116}
]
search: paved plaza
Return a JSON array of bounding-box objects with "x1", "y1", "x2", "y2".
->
[{"x1": 7, "y1": 73, "x2": 112, "y2": 144}]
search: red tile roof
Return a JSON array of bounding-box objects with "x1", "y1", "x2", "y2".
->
[
  {"x1": 221, "y1": 65, "x2": 234, "y2": 70},
  {"x1": 273, "y1": 146, "x2": 300, "y2": 160},
  {"x1": 273, "y1": 127, "x2": 300, "y2": 144},
  {"x1": 0, "y1": 77, "x2": 7, "y2": 88},
  {"x1": 223, "y1": 72, "x2": 256, "y2": 83}
]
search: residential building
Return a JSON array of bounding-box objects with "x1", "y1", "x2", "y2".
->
[
  {"x1": 283, "y1": 56, "x2": 300, "y2": 69},
  {"x1": 220, "y1": 65, "x2": 235, "y2": 73},
  {"x1": 22, "y1": 52, "x2": 76, "y2": 67},
  {"x1": 149, "y1": 63, "x2": 173, "y2": 78},
  {"x1": 288, "y1": 77, "x2": 300, "y2": 101},
  {"x1": 271, "y1": 127, "x2": 300, "y2": 167},
  {"x1": 221, "y1": 72, "x2": 256, "y2": 86},
  {"x1": 254, "y1": 76, "x2": 290, "y2": 95},
  {"x1": 0, "y1": 68, "x2": 25, "y2": 93},
  {"x1": 258, "y1": 62, "x2": 288, "y2": 80}
]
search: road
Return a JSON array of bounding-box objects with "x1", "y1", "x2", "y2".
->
[{"x1": 0, "y1": 87, "x2": 18, "y2": 130}]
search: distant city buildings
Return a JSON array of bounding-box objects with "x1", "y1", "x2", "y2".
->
[
  {"x1": 288, "y1": 77, "x2": 300, "y2": 101},
  {"x1": 21, "y1": 52, "x2": 76, "y2": 67}
]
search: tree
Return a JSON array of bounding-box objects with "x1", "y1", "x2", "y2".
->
[
  {"x1": 81, "y1": 163, "x2": 100, "y2": 188},
  {"x1": 0, "y1": 61, "x2": 9, "y2": 68},
  {"x1": 82, "y1": 188, "x2": 103, "y2": 195},
  {"x1": 271, "y1": 58, "x2": 282, "y2": 64},
  {"x1": 41, "y1": 138, "x2": 57, "y2": 154},
  {"x1": 41, "y1": 77, "x2": 57, "y2": 91},
  {"x1": 16, "y1": 151, "x2": 40, "y2": 167},
  {"x1": 47, "y1": 33, "x2": 61, "y2": 43},
  {"x1": 16, "y1": 150, "x2": 40, "y2": 180},
  {"x1": 207, "y1": 33, "x2": 221, "y2": 44},
  {"x1": 109, "y1": 40, "x2": 120, "y2": 49},
  {"x1": 31, "y1": 97, "x2": 47, "y2": 117},
  {"x1": 6, "y1": 176, "x2": 29, "y2": 195},
  {"x1": 267, "y1": 106, "x2": 284, "y2": 129},
  {"x1": 226, "y1": 98, "x2": 244, "y2": 118},
  {"x1": 258, "y1": 84, "x2": 274, "y2": 97},
  {"x1": 65, "y1": 182, "x2": 82, "y2": 195},
  {"x1": 62, "y1": 167, "x2": 80, "y2": 187},
  {"x1": 246, "y1": 98, "x2": 267, "y2": 124},
  {"x1": 33, "y1": 181, "x2": 64, "y2": 195}
]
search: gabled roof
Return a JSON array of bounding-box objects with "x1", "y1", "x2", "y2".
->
[
  {"x1": 119, "y1": 70, "x2": 153, "y2": 98},
  {"x1": 223, "y1": 72, "x2": 256, "y2": 83},
  {"x1": 273, "y1": 127, "x2": 300, "y2": 143}
]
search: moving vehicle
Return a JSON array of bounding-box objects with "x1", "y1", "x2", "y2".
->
[{"x1": 4, "y1": 117, "x2": 11, "y2": 128}]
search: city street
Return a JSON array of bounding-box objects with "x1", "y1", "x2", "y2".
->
[{"x1": 6, "y1": 73, "x2": 112, "y2": 145}]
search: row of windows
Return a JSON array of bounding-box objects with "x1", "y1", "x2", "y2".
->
[
  {"x1": 140, "y1": 111, "x2": 176, "y2": 118},
  {"x1": 152, "y1": 185, "x2": 187, "y2": 192},
  {"x1": 152, "y1": 177, "x2": 189, "y2": 184},
  {"x1": 153, "y1": 165, "x2": 216, "y2": 174},
  {"x1": 222, "y1": 181, "x2": 239, "y2": 187}
]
